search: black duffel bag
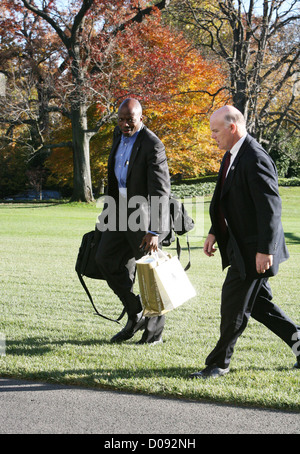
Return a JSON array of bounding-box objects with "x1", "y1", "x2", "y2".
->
[{"x1": 75, "y1": 228, "x2": 125, "y2": 323}]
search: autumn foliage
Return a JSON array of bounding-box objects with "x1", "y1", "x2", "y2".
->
[
  {"x1": 0, "y1": 1, "x2": 226, "y2": 198},
  {"x1": 45, "y1": 7, "x2": 226, "y2": 189}
]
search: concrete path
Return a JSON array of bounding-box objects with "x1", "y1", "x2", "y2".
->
[{"x1": 0, "y1": 378, "x2": 299, "y2": 435}]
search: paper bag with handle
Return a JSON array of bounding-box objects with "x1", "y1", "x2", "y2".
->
[{"x1": 136, "y1": 249, "x2": 196, "y2": 317}]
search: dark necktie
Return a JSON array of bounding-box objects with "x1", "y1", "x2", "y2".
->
[
  {"x1": 221, "y1": 151, "x2": 231, "y2": 189},
  {"x1": 218, "y1": 151, "x2": 231, "y2": 236}
]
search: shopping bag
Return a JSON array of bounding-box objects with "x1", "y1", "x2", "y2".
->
[
  {"x1": 136, "y1": 250, "x2": 196, "y2": 317},
  {"x1": 136, "y1": 251, "x2": 168, "y2": 317},
  {"x1": 153, "y1": 253, "x2": 196, "y2": 313}
]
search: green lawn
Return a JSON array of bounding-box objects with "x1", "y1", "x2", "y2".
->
[{"x1": 0, "y1": 187, "x2": 299, "y2": 411}]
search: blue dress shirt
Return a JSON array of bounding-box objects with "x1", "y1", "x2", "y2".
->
[
  {"x1": 114, "y1": 126, "x2": 158, "y2": 236},
  {"x1": 114, "y1": 129, "x2": 140, "y2": 197}
]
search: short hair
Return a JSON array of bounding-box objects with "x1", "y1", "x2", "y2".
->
[
  {"x1": 224, "y1": 111, "x2": 245, "y2": 128},
  {"x1": 118, "y1": 98, "x2": 142, "y2": 115}
]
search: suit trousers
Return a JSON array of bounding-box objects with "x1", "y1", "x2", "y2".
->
[
  {"x1": 95, "y1": 229, "x2": 165, "y2": 342},
  {"x1": 206, "y1": 240, "x2": 299, "y2": 369}
]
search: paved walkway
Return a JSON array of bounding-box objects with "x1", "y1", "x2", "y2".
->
[{"x1": 0, "y1": 378, "x2": 299, "y2": 435}]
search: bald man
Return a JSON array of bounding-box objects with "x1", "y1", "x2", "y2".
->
[
  {"x1": 96, "y1": 98, "x2": 170, "y2": 344},
  {"x1": 191, "y1": 105, "x2": 300, "y2": 378}
]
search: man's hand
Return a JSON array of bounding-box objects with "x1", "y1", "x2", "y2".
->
[
  {"x1": 256, "y1": 252, "x2": 273, "y2": 274},
  {"x1": 204, "y1": 234, "x2": 217, "y2": 257},
  {"x1": 140, "y1": 233, "x2": 159, "y2": 253}
]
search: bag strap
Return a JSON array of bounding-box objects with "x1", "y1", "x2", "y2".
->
[
  {"x1": 77, "y1": 272, "x2": 126, "y2": 324},
  {"x1": 176, "y1": 234, "x2": 191, "y2": 271}
]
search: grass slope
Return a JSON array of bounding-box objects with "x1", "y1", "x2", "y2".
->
[{"x1": 0, "y1": 188, "x2": 299, "y2": 410}]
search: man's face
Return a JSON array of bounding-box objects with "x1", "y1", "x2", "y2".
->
[
  {"x1": 118, "y1": 105, "x2": 142, "y2": 137},
  {"x1": 210, "y1": 114, "x2": 234, "y2": 151}
]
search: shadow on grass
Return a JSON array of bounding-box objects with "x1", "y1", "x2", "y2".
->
[
  {"x1": 6, "y1": 336, "x2": 112, "y2": 355},
  {"x1": 4, "y1": 336, "x2": 198, "y2": 381},
  {"x1": 3, "y1": 337, "x2": 300, "y2": 412},
  {"x1": 0, "y1": 201, "x2": 68, "y2": 209},
  {"x1": 285, "y1": 232, "x2": 300, "y2": 244},
  {"x1": 5, "y1": 336, "x2": 295, "y2": 382}
]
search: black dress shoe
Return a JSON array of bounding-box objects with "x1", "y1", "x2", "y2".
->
[
  {"x1": 190, "y1": 364, "x2": 229, "y2": 379},
  {"x1": 136, "y1": 336, "x2": 163, "y2": 346},
  {"x1": 110, "y1": 312, "x2": 146, "y2": 343}
]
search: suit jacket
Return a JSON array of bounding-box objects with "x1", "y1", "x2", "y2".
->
[
  {"x1": 105, "y1": 125, "x2": 170, "y2": 235},
  {"x1": 209, "y1": 134, "x2": 289, "y2": 279}
]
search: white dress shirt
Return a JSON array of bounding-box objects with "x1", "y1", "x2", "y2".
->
[{"x1": 226, "y1": 134, "x2": 247, "y2": 177}]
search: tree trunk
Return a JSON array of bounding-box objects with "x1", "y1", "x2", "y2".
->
[
  {"x1": 70, "y1": 104, "x2": 94, "y2": 202},
  {"x1": 69, "y1": 33, "x2": 94, "y2": 203}
]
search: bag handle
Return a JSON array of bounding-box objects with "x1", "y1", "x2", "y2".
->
[
  {"x1": 77, "y1": 272, "x2": 126, "y2": 324},
  {"x1": 149, "y1": 248, "x2": 171, "y2": 265},
  {"x1": 149, "y1": 246, "x2": 191, "y2": 271},
  {"x1": 176, "y1": 235, "x2": 191, "y2": 271},
  {"x1": 154, "y1": 248, "x2": 170, "y2": 259}
]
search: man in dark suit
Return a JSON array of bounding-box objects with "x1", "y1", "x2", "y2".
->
[
  {"x1": 191, "y1": 105, "x2": 300, "y2": 379},
  {"x1": 96, "y1": 98, "x2": 170, "y2": 344}
]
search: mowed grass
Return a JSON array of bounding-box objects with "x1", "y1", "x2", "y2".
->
[{"x1": 0, "y1": 187, "x2": 299, "y2": 411}]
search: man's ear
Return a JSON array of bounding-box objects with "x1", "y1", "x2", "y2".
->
[{"x1": 230, "y1": 123, "x2": 237, "y2": 134}]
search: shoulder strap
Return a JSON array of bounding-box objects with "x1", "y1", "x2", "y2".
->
[
  {"x1": 176, "y1": 234, "x2": 191, "y2": 271},
  {"x1": 77, "y1": 272, "x2": 126, "y2": 324}
]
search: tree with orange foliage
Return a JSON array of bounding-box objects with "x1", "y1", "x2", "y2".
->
[
  {"x1": 0, "y1": 0, "x2": 172, "y2": 201},
  {"x1": 45, "y1": 9, "x2": 226, "y2": 191},
  {"x1": 116, "y1": 13, "x2": 226, "y2": 176},
  {"x1": 1, "y1": 1, "x2": 226, "y2": 200}
]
